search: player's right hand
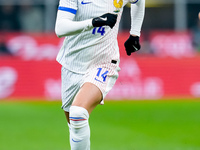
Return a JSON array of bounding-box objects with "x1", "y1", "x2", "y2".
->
[{"x1": 92, "y1": 13, "x2": 118, "y2": 29}]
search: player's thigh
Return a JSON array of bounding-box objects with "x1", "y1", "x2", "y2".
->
[
  {"x1": 84, "y1": 63, "x2": 120, "y2": 101},
  {"x1": 72, "y1": 63, "x2": 120, "y2": 114},
  {"x1": 72, "y1": 82, "x2": 102, "y2": 114}
]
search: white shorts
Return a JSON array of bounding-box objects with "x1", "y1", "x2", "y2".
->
[{"x1": 61, "y1": 62, "x2": 120, "y2": 112}]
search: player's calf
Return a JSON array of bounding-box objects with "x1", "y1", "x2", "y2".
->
[{"x1": 69, "y1": 106, "x2": 90, "y2": 150}]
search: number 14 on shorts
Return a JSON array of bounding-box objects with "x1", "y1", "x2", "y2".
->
[{"x1": 95, "y1": 68, "x2": 109, "y2": 83}]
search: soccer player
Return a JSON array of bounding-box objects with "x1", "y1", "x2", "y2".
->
[{"x1": 55, "y1": 0, "x2": 145, "y2": 149}]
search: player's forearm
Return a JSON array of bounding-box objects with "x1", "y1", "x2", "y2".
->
[
  {"x1": 55, "y1": 11, "x2": 93, "y2": 38},
  {"x1": 55, "y1": 19, "x2": 93, "y2": 37},
  {"x1": 130, "y1": 0, "x2": 145, "y2": 37}
]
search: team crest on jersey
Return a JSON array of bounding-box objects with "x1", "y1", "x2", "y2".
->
[{"x1": 113, "y1": 0, "x2": 123, "y2": 13}]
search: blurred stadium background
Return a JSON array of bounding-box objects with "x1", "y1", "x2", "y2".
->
[{"x1": 0, "y1": 0, "x2": 200, "y2": 150}]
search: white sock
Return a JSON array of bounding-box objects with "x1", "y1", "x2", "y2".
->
[
  {"x1": 69, "y1": 106, "x2": 90, "y2": 150},
  {"x1": 68, "y1": 123, "x2": 72, "y2": 148}
]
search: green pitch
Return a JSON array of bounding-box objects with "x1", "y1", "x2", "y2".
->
[{"x1": 0, "y1": 100, "x2": 200, "y2": 150}]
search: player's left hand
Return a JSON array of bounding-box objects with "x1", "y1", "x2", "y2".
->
[
  {"x1": 124, "y1": 35, "x2": 141, "y2": 56},
  {"x1": 92, "y1": 13, "x2": 118, "y2": 29}
]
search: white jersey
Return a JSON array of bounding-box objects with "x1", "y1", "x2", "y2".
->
[{"x1": 56, "y1": 0, "x2": 145, "y2": 74}]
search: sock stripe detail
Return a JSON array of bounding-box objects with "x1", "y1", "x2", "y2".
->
[
  {"x1": 69, "y1": 117, "x2": 87, "y2": 121},
  {"x1": 72, "y1": 138, "x2": 82, "y2": 143}
]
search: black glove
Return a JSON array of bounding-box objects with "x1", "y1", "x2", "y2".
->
[
  {"x1": 124, "y1": 35, "x2": 141, "y2": 56},
  {"x1": 92, "y1": 13, "x2": 118, "y2": 29}
]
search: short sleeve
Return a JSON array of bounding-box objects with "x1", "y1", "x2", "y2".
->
[{"x1": 58, "y1": 0, "x2": 78, "y2": 15}]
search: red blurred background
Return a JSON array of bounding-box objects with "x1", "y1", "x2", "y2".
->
[{"x1": 1, "y1": 31, "x2": 200, "y2": 100}]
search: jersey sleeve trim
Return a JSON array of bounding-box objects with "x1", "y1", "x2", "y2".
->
[{"x1": 58, "y1": 6, "x2": 77, "y2": 14}]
